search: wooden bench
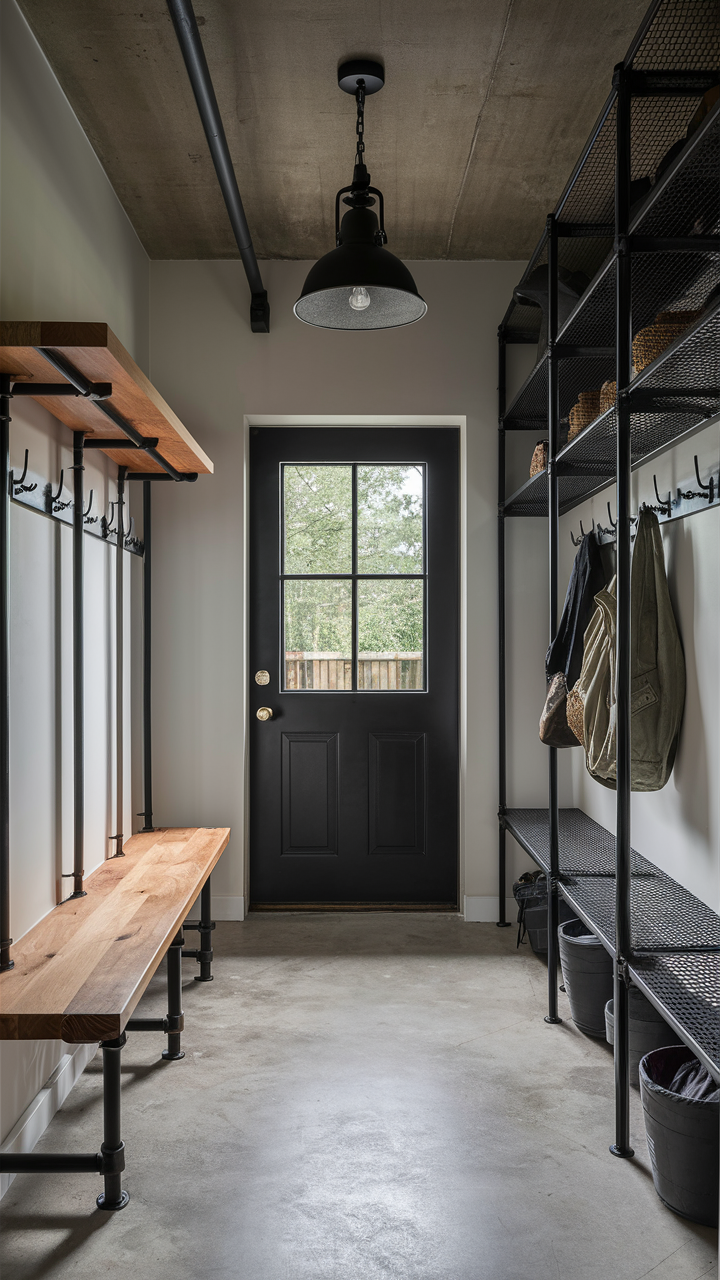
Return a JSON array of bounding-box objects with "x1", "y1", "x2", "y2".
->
[{"x1": 0, "y1": 826, "x2": 230, "y2": 1209}]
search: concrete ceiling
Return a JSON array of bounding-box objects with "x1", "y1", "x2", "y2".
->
[{"x1": 19, "y1": 0, "x2": 650, "y2": 261}]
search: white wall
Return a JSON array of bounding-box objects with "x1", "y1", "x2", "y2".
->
[
  {"x1": 148, "y1": 258, "x2": 536, "y2": 918},
  {"x1": 0, "y1": 0, "x2": 148, "y2": 356},
  {"x1": 0, "y1": 0, "x2": 149, "y2": 1154}
]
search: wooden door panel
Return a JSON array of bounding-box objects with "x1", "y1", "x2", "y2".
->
[
  {"x1": 282, "y1": 733, "x2": 338, "y2": 855},
  {"x1": 369, "y1": 732, "x2": 425, "y2": 855}
]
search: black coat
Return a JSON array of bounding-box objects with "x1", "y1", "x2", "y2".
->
[{"x1": 546, "y1": 533, "x2": 606, "y2": 688}]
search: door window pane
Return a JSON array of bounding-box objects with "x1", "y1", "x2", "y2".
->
[
  {"x1": 357, "y1": 579, "x2": 424, "y2": 690},
  {"x1": 284, "y1": 579, "x2": 352, "y2": 690},
  {"x1": 283, "y1": 465, "x2": 352, "y2": 574},
  {"x1": 357, "y1": 465, "x2": 424, "y2": 574}
]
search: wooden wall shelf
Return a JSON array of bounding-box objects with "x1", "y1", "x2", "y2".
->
[{"x1": 0, "y1": 322, "x2": 213, "y2": 476}]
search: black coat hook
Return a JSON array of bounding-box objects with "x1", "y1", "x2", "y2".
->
[
  {"x1": 606, "y1": 502, "x2": 616, "y2": 529},
  {"x1": 124, "y1": 516, "x2": 142, "y2": 552},
  {"x1": 101, "y1": 500, "x2": 116, "y2": 539},
  {"x1": 83, "y1": 490, "x2": 98, "y2": 524},
  {"x1": 44, "y1": 471, "x2": 71, "y2": 513},
  {"x1": 11, "y1": 449, "x2": 37, "y2": 496},
  {"x1": 570, "y1": 527, "x2": 583, "y2": 546},
  {"x1": 692, "y1": 455, "x2": 715, "y2": 504},
  {"x1": 652, "y1": 474, "x2": 672, "y2": 516}
]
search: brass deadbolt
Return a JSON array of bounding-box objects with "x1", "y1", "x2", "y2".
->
[
  {"x1": 255, "y1": 670, "x2": 270, "y2": 685},
  {"x1": 256, "y1": 706, "x2": 273, "y2": 721}
]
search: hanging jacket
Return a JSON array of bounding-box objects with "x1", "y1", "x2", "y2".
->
[
  {"x1": 574, "y1": 508, "x2": 685, "y2": 792},
  {"x1": 546, "y1": 532, "x2": 607, "y2": 688},
  {"x1": 539, "y1": 532, "x2": 608, "y2": 749}
]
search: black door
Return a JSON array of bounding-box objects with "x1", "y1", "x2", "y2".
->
[{"x1": 249, "y1": 427, "x2": 458, "y2": 907}]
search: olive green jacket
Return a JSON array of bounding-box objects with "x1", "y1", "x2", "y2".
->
[{"x1": 580, "y1": 507, "x2": 685, "y2": 792}]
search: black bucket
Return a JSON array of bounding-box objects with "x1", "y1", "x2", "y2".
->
[
  {"x1": 558, "y1": 918, "x2": 613, "y2": 1037},
  {"x1": 513, "y1": 875, "x2": 576, "y2": 954},
  {"x1": 605, "y1": 988, "x2": 682, "y2": 1086},
  {"x1": 639, "y1": 1045, "x2": 719, "y2": 1227}
]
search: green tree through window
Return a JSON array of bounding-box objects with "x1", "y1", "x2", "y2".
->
[{"x1": 283, "y1": 463, "x2": 424, "y2": 689}]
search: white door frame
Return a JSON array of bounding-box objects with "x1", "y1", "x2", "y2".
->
[{"x1": 242, "y1": 414, "x2": 467, "y2": 914}]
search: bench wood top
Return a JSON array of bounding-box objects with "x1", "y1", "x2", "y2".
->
[{"x1": 0, "y1": 827, "x2": 230, "y2": 1044}]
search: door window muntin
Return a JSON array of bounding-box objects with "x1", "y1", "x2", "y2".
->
[{"x1": 281, "y1": 462, "x2": 427, "y2": 692}]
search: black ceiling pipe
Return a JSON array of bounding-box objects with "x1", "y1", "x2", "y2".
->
[{"x1": 166, "y1": 0, "x2": 270, "y2": 333}]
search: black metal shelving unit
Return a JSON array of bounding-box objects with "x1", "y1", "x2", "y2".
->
[{"x1": 497, "y1": 0, "x2": 720, "y2": 1160}]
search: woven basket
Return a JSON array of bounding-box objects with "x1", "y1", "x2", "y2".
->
[
  {"x1": 568, "y1": 389, "x2": 602, "y2": 441},
  {"x1": 600, "y1": 380, "x2": 616, "y2": 413},
  {"x1": 530, "y1": 440, "x2": 548, "y2": 477},
  {"x1": 632, "y1": 310, "x2": 701, "y2": 374}
]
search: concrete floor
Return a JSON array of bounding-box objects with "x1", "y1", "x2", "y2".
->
[{"x1": 0, "y1": 915, "x2": 717, "y2": 1279}]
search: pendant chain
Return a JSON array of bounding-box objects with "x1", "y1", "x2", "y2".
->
[{"x1": 355, "y1": 81, "x2": 366, "y2": 161}]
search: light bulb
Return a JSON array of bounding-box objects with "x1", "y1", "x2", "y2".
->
[{"x1": 349, "y1": 286, "x2": 371, "y2": 311}]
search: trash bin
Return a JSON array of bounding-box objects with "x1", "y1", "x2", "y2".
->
[
  {"x1": 605, "y1": 987, "x2": 682, "y2": 1085},
  {"x1": 558, "y1": 918, "x2": 613, "y2": 1036},
  {"x1": 513, "y1": 873, "x2": 576, "y2": 955},
  {"x1": 639, "y1": 1044, "x2": 719, "y2": 1227}
]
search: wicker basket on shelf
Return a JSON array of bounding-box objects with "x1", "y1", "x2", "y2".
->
[
  {"x1": 600, "y1": 380, "x2": 616, "y2": 412},
  {"x1": 568, "y1": 389, "x2": 602, "y2": 441},
  {"x1": 632, "y1": 310, "x2": 701, "y2": 374},
  {"x1": 529, "y1": 440, "x2": 548, "y2": 477}
]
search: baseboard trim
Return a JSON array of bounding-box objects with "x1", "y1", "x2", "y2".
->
[
  {"x1": 0, "y1": 1042, "x2": 97, "y2": 1199},
  {"x1": 208, "y1": 895, "x2": 245, "y2": 921},
  {"x1": 463, "y1": 895, "x2": 517, "y2": 923},
  {"x1": 249, "y1": 902, "x2": 459, "y2": 912}
]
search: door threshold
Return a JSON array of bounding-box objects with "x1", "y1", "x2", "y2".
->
[{"x1": 249, "y1": 902, "x2": 459, "y2": 912}]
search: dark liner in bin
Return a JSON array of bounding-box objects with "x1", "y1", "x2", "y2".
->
[{"x1": 640, "y1": 1044, "x2": 719, "y2": 1228}]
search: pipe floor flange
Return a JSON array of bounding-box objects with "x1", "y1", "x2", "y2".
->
[
  {"x1": 161, "y1": 1050, "x2": 185, "y2": 1061},
  {"x1": 609, "y1": 1144, "x2": 635, "y2": 1159},
  {"x1": 544, "y1": 1015, "x2": 563, "y2": 1024},
  {"x1": 97, "y1": 1189, "x2": 130, "y2": 1211}
]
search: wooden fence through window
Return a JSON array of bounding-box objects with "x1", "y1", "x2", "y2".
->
[{"x1": 285, "y1": 652, "x2": 423, "y2": 690}]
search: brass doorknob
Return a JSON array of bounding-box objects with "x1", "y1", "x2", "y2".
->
[{"x1": 256, "y1": 707, "x2": 273, "y2": 721}]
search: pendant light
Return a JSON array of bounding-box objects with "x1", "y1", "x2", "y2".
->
[{"x1": 294, "y1": 60, "x2": 427, "y2": 330}]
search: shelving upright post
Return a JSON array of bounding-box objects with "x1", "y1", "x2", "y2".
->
[
  {"x1": 545, "y1": 215, "x2": 562, "y2": 1024},
  {"x1": 0, "y1": 375, "x2": 12, "y2": 971},
  {"x1": 611, "y1": 60, "x2": 635, "y2": 1159},
  {"x1": 497, "y1": 331, "x2": 509, "y2": 929}
]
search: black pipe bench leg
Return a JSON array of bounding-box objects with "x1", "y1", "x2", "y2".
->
[
  {"x1": 0, "y1": 1032, "x2": 129, "y2": 1210},
  {"x1": 162, "y1": 929, "x2": 185, "y2": 1061},
  {"x1": 97, "y1": 1032, "x2": 130, "y2": 1210},
  {"x1": 182, "y1": 876, "x2": 215, "y2": 982}
]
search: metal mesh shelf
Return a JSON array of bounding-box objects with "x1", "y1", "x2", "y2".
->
[
  {"x1": 560, "y1": 103, "x2": 720, "y2": 350},
  {"x1": 505, "y1": 808, "x2": 720, "y2": 1078},
  {"x1": 630, "y1": 954, "x2": 720, "y2": 1081},
  {"x1": 631, "y1": 0, "x2": 720, "y2": 73},
  {"x1": 504, "y1": 354, "x2": 617, "y2": 432},
  {"x1": 503, "y1": 300, "x2": 720, "y2": 516},
  {"x1": 501, "y1": 98, "x2": 720, "y2": 429},
  {"x1": 504, "y1": 808, "x2": 656, "y2": 877},
  {"x1": 561, "y1": 873, "x2": 720, "y2": 954}
]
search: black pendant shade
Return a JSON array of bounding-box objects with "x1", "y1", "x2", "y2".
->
[
  {"x1": 294, "y1": 61, "x2": 427, "y2": 331},
  {"x1": 294, "y1": 207, "x2": 427, "y2": 330}
]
